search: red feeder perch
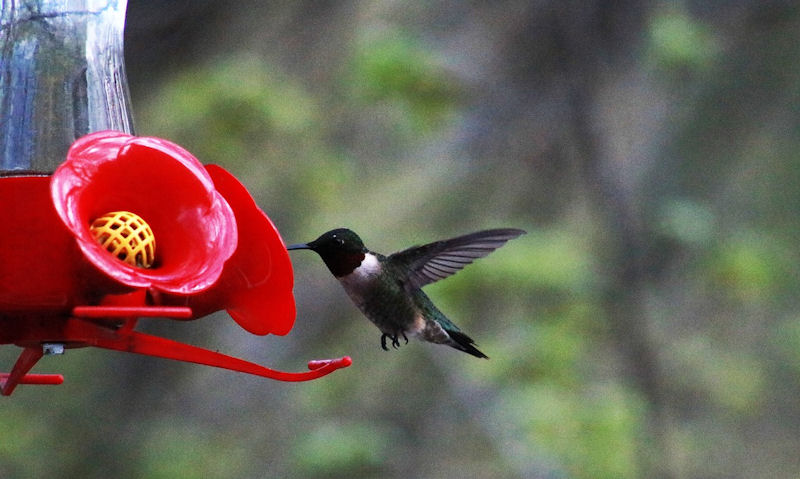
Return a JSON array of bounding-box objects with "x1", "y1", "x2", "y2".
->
[{"x1": 0, "y1": 2, "x2": 350, "y2": 395}]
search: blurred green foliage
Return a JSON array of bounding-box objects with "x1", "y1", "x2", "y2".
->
[
  {"x1": 347, "y1": 27, "x2": 460, "y2": 134},
  {"x1": 647, "y1": 9, "x2": 718, "y2": 73},
  {"x1": 291, "y1": 420, "x2": 392, "y2": 476}
]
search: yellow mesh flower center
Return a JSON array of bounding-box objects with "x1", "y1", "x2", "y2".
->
[{"x1": 90, "y1": 211, "x2": 156, "y2": 268}]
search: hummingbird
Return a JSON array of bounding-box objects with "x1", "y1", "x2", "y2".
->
[{"x1": 287, "y1": 228, "x2": 526, "y2": 358}]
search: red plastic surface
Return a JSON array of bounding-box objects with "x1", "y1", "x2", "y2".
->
[
  {"x1": 0, "y1": 177, "x2": 87, "y2": 313},
  {"x1": 72, "y1": 305, "x2": 193, "y2": 319}
]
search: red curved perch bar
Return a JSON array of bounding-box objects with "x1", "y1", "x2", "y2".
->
[
  {"x1": 0, "y1": 373, "x2": 65, "y2": 386},
  {"x1": 70, "y1": 305, "x2": 351, "y2": 383},
  {"x1": 1, "y1": 305, "x2": 351, "y2": 396}
]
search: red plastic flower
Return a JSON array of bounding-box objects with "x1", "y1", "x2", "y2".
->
[
  {"x1": 51, "y1": 131, "x2": 296, "y2": 335},
  {"x1": 51, "y1": 131, "x2": 238, "y2": 294}
]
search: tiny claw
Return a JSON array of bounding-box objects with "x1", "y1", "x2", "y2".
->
[
  {"x1": 402, "y1": 332, "x2": 408, "y2": 345},
  {"x1": 381, "y1": 334, "x2": 390, "y2": 351},
  {"x1": 391, "y1": 335, "x2": 401, "y2": 349}
]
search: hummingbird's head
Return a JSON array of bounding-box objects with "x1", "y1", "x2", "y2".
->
[{"x1": 287, "y1": 228, "x2": 367, "y2": 277}]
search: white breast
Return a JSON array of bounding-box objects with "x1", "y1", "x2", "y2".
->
[
  {"x1": 341, "y1": 252, "x2": 381, "y2": 283},
  {"x1": 338, "y1": 253, "x2": 381, "y2": 306}
]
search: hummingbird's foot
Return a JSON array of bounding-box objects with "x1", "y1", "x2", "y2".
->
[
  {"x1": 380, "y1": 332, "x2": 408, "y2": 350},
  {"x1": 381, "y1": 332, "x2": 408, "y2": 351}
]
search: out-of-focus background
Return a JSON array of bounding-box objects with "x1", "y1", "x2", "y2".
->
[{"x1": 3, "y1": 1, "x2": 800, "y2": 478}]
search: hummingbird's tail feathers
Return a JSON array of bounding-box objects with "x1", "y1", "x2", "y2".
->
[{"x1": 447, "y1": 330, "x2": 489, "y2": 359}]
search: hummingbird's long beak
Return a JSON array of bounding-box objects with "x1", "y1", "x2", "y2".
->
[{"x1": 286, "y1": 243, "x2": 311, "y2": 251}]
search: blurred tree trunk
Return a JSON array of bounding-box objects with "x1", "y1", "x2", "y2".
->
[{"x1": 456, "y1": 2, "x2": 675, "y2": 477}]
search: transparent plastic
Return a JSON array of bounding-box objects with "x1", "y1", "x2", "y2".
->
[{"x1": 0, "y1": 0, "x2": 134, "y2": 174}]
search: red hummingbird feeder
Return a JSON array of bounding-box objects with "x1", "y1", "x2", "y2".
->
[{"x1": 0, "y1": 1, "x2": 350, "y2": 396}]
